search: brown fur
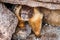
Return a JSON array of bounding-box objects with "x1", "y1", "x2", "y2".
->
[
  {"x1": 14, "y1": 5, "x2": 25, "y2": 29},
  {"x1": 29, "y1": 8, "x2": 43, "y2": 36},
  {"x1": 14, "y1": 5, "x2": 43, "y2": 36}
]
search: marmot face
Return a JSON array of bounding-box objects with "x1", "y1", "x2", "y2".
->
[{"x1": 20, "y1": 6, "x2": 33, "y2": 21}]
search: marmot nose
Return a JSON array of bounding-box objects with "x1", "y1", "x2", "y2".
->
[{"x1": 21, "y1": 14, "x2": 29, "y2": 21}]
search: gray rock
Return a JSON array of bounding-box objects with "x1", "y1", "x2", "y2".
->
[
  {"x1": 27, "y1": 34, "x2": 41, "y2": 40},
  {"x1": 41, "y1": 24, "x2": 60, "y2": 40},
  {"x1": 38, "y1": 0, "x2": 60, "y2": 3},
  {"x1": 12, "y1": 24, "x2": 60, "y2": 40},
  {"x1": 0, "y1": 0, "x2": 60, "y2": 10},
  {"x1": 41, "y1": 33, "x2": 58, "y2": 40},
  {"x1": 12, "y1": 24, "x2": 31, "y2": 40},
  {"x1": 0, "y1": 3, "x2": 18, "y2": 40}
]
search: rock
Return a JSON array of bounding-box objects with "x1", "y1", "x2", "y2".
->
[
  {"x1": 41, "y1": 24, "x2": 60, "y2": 40},
  {"x1": 41, "y1": 33, "x2": 58, "y2": 40},
  {"x1": 0, "y1": 3, "x2": 18, "y2": 40},
  {"x1": 40, "y1": 8, "x2": 60, "y2": 26},
  {"x1": 26, "y1": 34, "x2": 42, "y2": 40},
  {"x1": 26, "y1": 34, "x2": 37, "y2": 40},
  {"x1": 12, "y1": 24, "x2": 31, "y2": 40},
  {"x1": 1, "y1": 0, "x2": 60, "y2": 10},
  {"x1": 12, "y1": 24, "x2": 60, "y2": 40},
  {"x1": 46, "y1": 10, "x2": 60, "y2": 26},
  {"x1": 38, "y1": 0, "x2": 60, "y2": 3}
]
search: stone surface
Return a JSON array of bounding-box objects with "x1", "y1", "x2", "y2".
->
[
  {"x1": 40, "y1": 8, "x2": 60, "y2": 26},
  {"x1": 0, "y1": 0, "x2": 60, "y2": 10},
  {"x1": 46, "y1": 11, "x2": 60, "y2": 26},
  {"x1": 0, "y1": 3, "x2": 18, "y2": 40},
  {"x1": 12, "y1": 24, "x2": 60, "y2": 40},
  {"x1": 41, "y1": 24, "x2": 60, "y2": 40},
  {"x1": 38, "y1": 0, "x2": 60, "y2": 3},
  {"x1": 12, "y1": 24, "x2": 31, "y2": 40}
]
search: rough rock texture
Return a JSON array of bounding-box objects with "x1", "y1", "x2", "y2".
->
[
  {"x1": 12, "y1": 24, "x2": 31, "y2": 40},
  {"x1": 46, "y1": 11, "x2": 60, "y2": 26},
  {"x1": 41, "y1": 24, "x2": 60, "y2": 40},
  {"x1": 40, "y1": 8, "x2": 60, "y2": 26},
  {"x1": 38, "y1": 0, "x2": 60, "y2": 3},
  {"x1": 0, "y1": 0, "x2": 60, "y2": 10},
  {"x1": 0, "y1": 3, "x2": 18, "y2": 40},
  {"x1": 12, "y1": 24, "x2": 60, "y2": 40}
]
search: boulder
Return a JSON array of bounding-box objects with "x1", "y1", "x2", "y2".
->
[
  {"x1": 0, "y1": 3, "x2": 18, "y2": 40},
  {"x1": 0, "y1": 0, "x2": 60, "y2": 10}
]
